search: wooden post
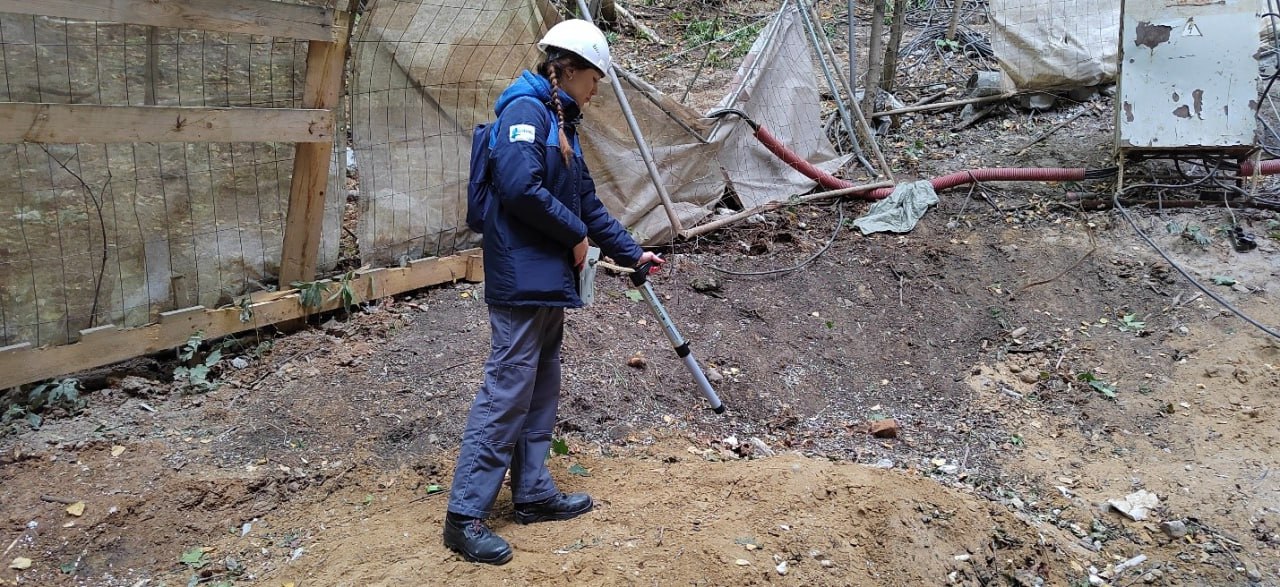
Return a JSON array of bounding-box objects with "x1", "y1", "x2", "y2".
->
[
  {"x1": 279, "y1": 20, "x2": 349, "y2": 286},
  {"x1": 881, "y1": 0, "x2": 907, "y2": 94}
]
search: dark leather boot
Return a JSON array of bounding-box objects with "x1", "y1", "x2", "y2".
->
[
  {"x1": 513, "y1": 492, "x2": 594, "y2": 524},
  {"x1": 442, "y1": 512, "x2": 513, "y2": 565}
]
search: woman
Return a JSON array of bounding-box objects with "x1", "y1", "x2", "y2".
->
[{"x1": 443, "y1": 19, "x2": 664, "y2": 565}]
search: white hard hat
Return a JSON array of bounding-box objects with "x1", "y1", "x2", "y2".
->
[{"x1": 538, "y1": 19, "x2": 612, "y2": 79}]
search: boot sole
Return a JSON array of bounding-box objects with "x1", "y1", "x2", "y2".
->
[
  {"x1": 442, "y1": 539, "x2": 512, "y2": 567},
  {"x1": 443, "y1": 540, "x2": 513, "y2": 565},
  {"x1": 513, "y1": 503, "x2": 593, "y2": 525}
]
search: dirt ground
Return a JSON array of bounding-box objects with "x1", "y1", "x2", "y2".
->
[{"x1": 4, "y1": 2, "x2": 1280, "y2": 586}]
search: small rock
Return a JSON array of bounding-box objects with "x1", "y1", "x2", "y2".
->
[
  {"x1": 1016, "y1": 92, "x2": 1057, "y2": 111},
  {"x1": 690, "y1": 276, "x2": 722, "y2": 295},
  {"x1": 1018, "y1": 370, "x2": 1041, "y2": 384},
  {"x1": 626, "y1": 354, "x2": 647, "y2": 369},
  {"x1": 874, "y1": 458, "x2": 895, "y2": 469},
  {"x1": 735, "y1": 559, "x2": 750, "y2": 566},
  {"x1": 938, "y1": 464, "x2": 959, "y2": 475},
  {"x1": 722, "y1": 436, "x2": 740, "y2": 449},
  {"x1": 1142, "y1": 569, "x2": 1161, "y2": 583},
  {"x1": 1204, "y1": 365, "x2": 1224, "y2": 378},
  {"x1": 707, "y1": 368, "x2": 724, "y2": 382},
  {"x1": 118, "y1": 375, "x2": 156, "y2": 396},
  {"x1": 776, "y1": 561, "x2": 788, "y2": 575},
  {"x1": 1245, "y1": 561, "x2": 1261, "y2": 582},
  {"x1": 746, "y1": 214, "x2": 766, "y2": 224},
  {"x1": 1108, "y1": 489, "x2": 1159, "y2": 521},
  {"x1": 1234, "y1": 368, "x2": 1251, "y2": 384},
  {"x1": 868, "y1": 418, "x2": 900, "y2": 439},
  {"x1": 749, "y1": 437, "x2": 774, "y2": 457},
  {"x1": 231, "y1": 357, "x2": 250, "y2": 370},
  {"x1": 1160, "y1": 520, "x2": 1187, "y2": 538},
  {"x1": 1010, "y1": 326, "x2": 1029, "y2": 339},
  {"x1": 820, "y1": 559, "x2": 833, "y2": 568},
  {"x1": 1232, "y1": 283, "x2": 1250, "y2": 294},
  {"x1": 427, "y1": 434, "x2": 439, "y2": 444}
]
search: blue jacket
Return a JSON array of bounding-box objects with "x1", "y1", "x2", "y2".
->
[{"x1": 481, "y1": 71, "x2": 643, "y2": 307}]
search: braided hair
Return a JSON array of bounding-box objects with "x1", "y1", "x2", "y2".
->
[{"x1": 537, "y1": 50, "x2": 596, "y2": 165}]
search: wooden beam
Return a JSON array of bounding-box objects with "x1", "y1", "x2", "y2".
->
[
  {"x1": 0, "y1": 103, "x2": 334, "y2": 144},
  {"x1": 279, "y1": 31, "x2": 349, "y2": 285},
  {"x1": 0, "y1": 250, "x2": 484, "y2": 390},
  {"x1": 0, "y1": 0, "x2": 341, "y2": 42}
]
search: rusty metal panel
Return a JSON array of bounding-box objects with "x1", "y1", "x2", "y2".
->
[{"x1": 1116, "y1": 0, "x2": 1258, "y2": 152}]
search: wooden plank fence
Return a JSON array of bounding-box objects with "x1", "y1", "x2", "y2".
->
[{"x1": 0, "y1": 1, "x2": 482, "y2": 389}]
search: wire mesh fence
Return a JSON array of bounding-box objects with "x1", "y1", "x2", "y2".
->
[
  {"x1": 0, "y1": 2, "x2": 345, "y2": 349},
  {"x1": 349, "y1": 0, "x2": 849, "y2": 264},
  {"x1": 6, "y1": 0, "x2": 1159, "y2": 361}
]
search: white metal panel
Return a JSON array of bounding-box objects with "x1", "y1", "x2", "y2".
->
[{"x1": 1116, "y1": 0, "x2": 1258, "y2": 151}]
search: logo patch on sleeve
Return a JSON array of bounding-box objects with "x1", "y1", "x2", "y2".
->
[{"x1": 508, "y1": 124, "x2": 536, "y2": 144}]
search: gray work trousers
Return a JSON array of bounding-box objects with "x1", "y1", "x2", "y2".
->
[{"x1": 447, "y1": 305, "x2": 564, "y2": 518}]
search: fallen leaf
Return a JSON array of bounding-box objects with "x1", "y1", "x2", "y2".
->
[
  {"x1": 110, "y1": 445, "x2": 125, "y2": 457},
  {"x1": 568, "y1": 463, "x2": 590, "y2": 477},
  {"x1": 9, "y1": 557, "x2": 31, "y2": 570},
  {"x1": 66, "y1": 502, "x2": 85, "y2": 517}
]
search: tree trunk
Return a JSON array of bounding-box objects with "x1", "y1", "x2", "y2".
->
[
  {"x1": 880, "y1": 0, "x2": 907, "y2": 94},
  {"x1": 862, "y1": 0, "x2": 887, "y2": 117}
]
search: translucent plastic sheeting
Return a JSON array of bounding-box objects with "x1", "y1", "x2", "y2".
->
[{"x1": 350, "y1": 0, "x2": 846, "y2": 263}]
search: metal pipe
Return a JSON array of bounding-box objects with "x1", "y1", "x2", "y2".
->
[
  {"x1": 805, "y1": 0, "x2": 894, "y2": 180},
  {"x1": 848, "y1": 0, "x2": 856, "y2": 102},
  {"x1": 631, "y1": 264, "x2": 725, "y2": 413},
  {"x1": 796, "y1": 0, "x2": 861, "y2": 162},
  {"x1": 575, "y1": 0, "x2": 685, "y2": 237}
]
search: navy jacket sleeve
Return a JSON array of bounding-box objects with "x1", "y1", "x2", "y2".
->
[
  {"x1": 579, "y1": 164, "x2": 644, "y2": 267},
  {"x1": 489, "y1": 99, "x2": 587, "y2": 247}
]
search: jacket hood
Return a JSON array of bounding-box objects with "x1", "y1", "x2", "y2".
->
[{"x1": 495, "y1": 70, "x2": 581, "y2": 122}]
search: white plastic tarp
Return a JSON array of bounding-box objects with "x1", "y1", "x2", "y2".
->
[{"x1": 988, "y1": 0, "x2": 1121, "y2": 90}]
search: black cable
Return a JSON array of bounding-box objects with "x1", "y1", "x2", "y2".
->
[
  {"x1": 1113, "y1": 186, "x2": 1280, "y2": 341},
  {"x1": 709, "y1": 200, "x2": 846, "y2": 276}
]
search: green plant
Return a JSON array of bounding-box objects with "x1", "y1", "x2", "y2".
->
[
  {"x1": 174, "y1": 332, "x2": 223, "y2": 393},
  {"x1": 2, "y1": 378, "x2": 85, "y2": 430},
  {"x1": 1077, "y1": 371, "x2": 1117, "y2": 400},
  {"x1": 936, "y1": 38, "x2": 961, "y2": 52},
  {"x1": 1167, "y1": 221, "x2": 1212, "y2": 248},
  {"x1": 685, "y1": 19, "x2": 718, "y2": 44},
  {"x1": 1118, "y1": 313, "x2": 1145, "y2": 333},
  {"x1": 179, "y1": 546, "x2": 212, "y2": 569},
  {"x1": 292, "y1": 270, "x2": 360, "y2": 316},
  {"x1": 293, "y1": 279, "x2": 327, "y2": 309}
]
